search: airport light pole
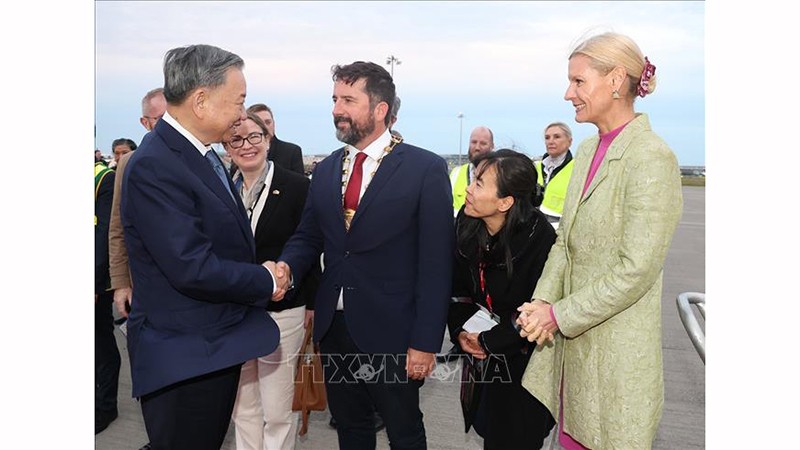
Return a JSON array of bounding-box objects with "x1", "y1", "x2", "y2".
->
[{"x1": 385, "y1": 55, "x2": 402, "y2": 77}]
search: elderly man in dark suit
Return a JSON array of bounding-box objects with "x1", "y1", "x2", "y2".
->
[
  {"x1": 247, "y1": 103, "x2": 305, "y2": 175},
  {"x1": 121, "y1": 44, "x2": 286, "y2": 450},
  {"x1": 276, "y1": 61, "x2": 454, "y2": 450}
]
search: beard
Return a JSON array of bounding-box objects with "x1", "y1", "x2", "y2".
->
[
  {"x1": 468, "y1": 148, "x2": 486, "y2": 165},
  {"x1": 334, "y1": 112, "x2": 376, "y2": 145}
]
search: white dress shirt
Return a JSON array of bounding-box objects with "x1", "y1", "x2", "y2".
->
[
  {"x1": 542, "y1": 151, "x2": 568, "y2": 185},
  {"x1": 337, "y1": 128, "x2": 393, "y2": 310}
]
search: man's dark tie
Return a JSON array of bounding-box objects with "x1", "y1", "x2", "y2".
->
[
  {"x1": 343, "y1": 151, "x2": 367, "y2": 230},
  {"x1": 205, "y1": 149, "x2": 235, "y2": 200}
]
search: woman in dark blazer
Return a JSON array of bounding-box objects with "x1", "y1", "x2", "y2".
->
[
  {"x1": 448, "y1": 149, "x2": 556, "y2": 450},
  {"x1": 225, "y1": 111, "x2": 319, "y2": 450}
]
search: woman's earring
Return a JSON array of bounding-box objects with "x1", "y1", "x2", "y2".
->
[{"x1": 612, "y1": 90, "x2": 620, "y2": 99}]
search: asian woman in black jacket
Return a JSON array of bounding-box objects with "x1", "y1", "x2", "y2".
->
[{"x1": 448, "y1": 149, "x2": 556, "y2": 450}]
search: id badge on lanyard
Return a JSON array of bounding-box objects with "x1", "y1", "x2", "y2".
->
[{"x1": 478, "y1": 262, "x2": 501, "y2": 324}]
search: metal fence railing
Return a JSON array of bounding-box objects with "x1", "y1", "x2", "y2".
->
[{"x1": 676, "y1": 292, "x2": 705, "y2": 364}]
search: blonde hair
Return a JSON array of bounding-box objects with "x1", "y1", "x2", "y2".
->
[{"x1": 570, "y1": 32, "x2": 656, "y2": 99}]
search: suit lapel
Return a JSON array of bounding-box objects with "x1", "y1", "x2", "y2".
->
[
  {"x1": 324, "y1": 147, "x2": 348, "y2": 229},
  {"x1": 579, "y1": 158, "x2": 609, "y2": 204},
  {"x1": 202, "y1": 157, "x2": 239, "y2": 208},
  {"x1": 565, "y1": 137, "x2": 594, "y2": 215},
  {"x1": 254, "y1": 165, "x2": 286, "y2": 236},
  {"x1": 558, "y1": 136, "x2": 593, "y2": 244},
  {"x1": 579, "y1": 115, "x2": 646, "y2": 204},
  {"x1": 349, "y1": 143, "x2": 403, "y2": 230},
  {"x1": 157, "y1": 121, "x2": 254, "y2": 250}
]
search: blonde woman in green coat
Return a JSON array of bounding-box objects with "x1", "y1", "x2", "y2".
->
[{"x1": 516, "y1": 32, "x2": 683, "y2": 450}]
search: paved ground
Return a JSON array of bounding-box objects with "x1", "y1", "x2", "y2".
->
[{"x1": 96, "y1": 186, "x2": 705, "y2": 450}]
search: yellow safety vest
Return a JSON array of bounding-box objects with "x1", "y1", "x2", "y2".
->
[
  {"x1": 534, "y1": 159, "x2": 574, "y2": 217},
  {"x1": 95, "y1": 162, "x2": 113, "y2": 225},
  {"x1": 449, "y1": 163, "x2": 470, "y2": 213}
]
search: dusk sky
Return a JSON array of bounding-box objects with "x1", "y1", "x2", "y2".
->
[{"x1": 95, "y1": 1, "x2": 705, "y2": 165}]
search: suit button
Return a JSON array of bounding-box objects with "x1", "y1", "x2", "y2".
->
[
  {"x1": 334, "y1": 284, "x2": 340, "y2": 290},
  {"x1": 344, "y1": 251, "x2": 350, "y2": 258}
]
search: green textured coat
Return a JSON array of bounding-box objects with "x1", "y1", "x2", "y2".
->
[{"x1": 522, "y1": 114, "x2": 683, "y2": 450}]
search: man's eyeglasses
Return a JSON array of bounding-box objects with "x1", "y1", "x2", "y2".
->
[
  {"x1": 227, "y1": 133, "x2": 264, "y2": 149},
  {"x1": 143, "y1": 115, "x2": 163, "y2": 121}
]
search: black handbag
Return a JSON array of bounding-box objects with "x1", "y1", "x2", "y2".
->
[{"x1": 459, "y1": 355, "x2": 486, "y2": 433}]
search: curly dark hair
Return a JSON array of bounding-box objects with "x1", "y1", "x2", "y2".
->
[{"x1": 331, "y1": 61, "x2": 396, "y2": 126}]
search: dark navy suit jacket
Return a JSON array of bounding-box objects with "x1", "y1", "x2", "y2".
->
[
  {"x1": 268, "y1": 136, "x2": 304, "y2": 175},
  {"x1": 280, "y1": 142, "x2": 454, "y2": 354},
  {"x1": 121, "y1": 119, "x2": 279, "y2": 398},
  {"x1": 240, "y1": 163, "x2": 320, "y2": 312}
]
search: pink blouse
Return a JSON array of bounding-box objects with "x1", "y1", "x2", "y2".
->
[{"x1": 581, "y1": 122, "x2": 628, "y2": 197}]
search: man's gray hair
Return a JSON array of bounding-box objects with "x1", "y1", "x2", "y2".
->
[
  {"x1": 162, "y1": 44, "x2": 244, "y2": 105},
  {"x1": 141, "y1": 87, "x2": 165, "y2": 115}
]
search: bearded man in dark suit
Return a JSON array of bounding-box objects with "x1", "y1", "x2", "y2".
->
[{"x1": 276, "y1": 61, "x2": 454, "y2": 450}]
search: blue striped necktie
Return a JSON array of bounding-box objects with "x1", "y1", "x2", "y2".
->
[{"x1": 204, "y1": 149, "x2": 235, "y2": 200}]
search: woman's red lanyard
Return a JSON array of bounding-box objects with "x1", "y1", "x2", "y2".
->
[{"x1": 479, "y1": 262, "x2": 494, "y2": 313}]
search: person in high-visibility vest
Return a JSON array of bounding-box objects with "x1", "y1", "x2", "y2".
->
[
  {"x1": 449, "y1": 126, "x2": 494, "y2": 216},
  {"x1": 95, "y1": 160, "x2": 121, "y2": 434},
  {"x1": 534, "y1": 122, "x2": 574, "y2": 220}
]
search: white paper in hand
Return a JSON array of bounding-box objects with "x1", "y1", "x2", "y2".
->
[{"x1": 462, "y1": 306, "x2": 499, "y2": 333}]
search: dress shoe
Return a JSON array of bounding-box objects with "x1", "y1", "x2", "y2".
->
[{"x1": 95, "y1": 409, "x2": 118, "y2": 434}]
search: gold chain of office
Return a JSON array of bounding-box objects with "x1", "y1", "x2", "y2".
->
[{"x1": 341, "y1": 133, "x2": 403, "y2": 229}]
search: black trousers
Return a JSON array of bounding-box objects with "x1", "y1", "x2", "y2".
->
[
  {"x1": 320, "y1": 311, "x2": 426, "y2": 450},
  {"x1": 95, "y1": 290, "x2": 120, "y2": 413},
  {"x1": 476, "y1": 353, "x2": 555, "y2": 450},
  {"x1": 140, "y1": 364, "x2": 242, "y2": 450}
]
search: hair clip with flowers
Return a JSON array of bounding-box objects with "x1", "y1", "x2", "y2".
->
[{"x1": 637, "y1": 57, "x2": 656, "y2": 98}]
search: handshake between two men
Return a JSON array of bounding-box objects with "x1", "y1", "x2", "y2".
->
[{"x1": 262, "y1": 261, "x2": 293, "y2": 301}]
